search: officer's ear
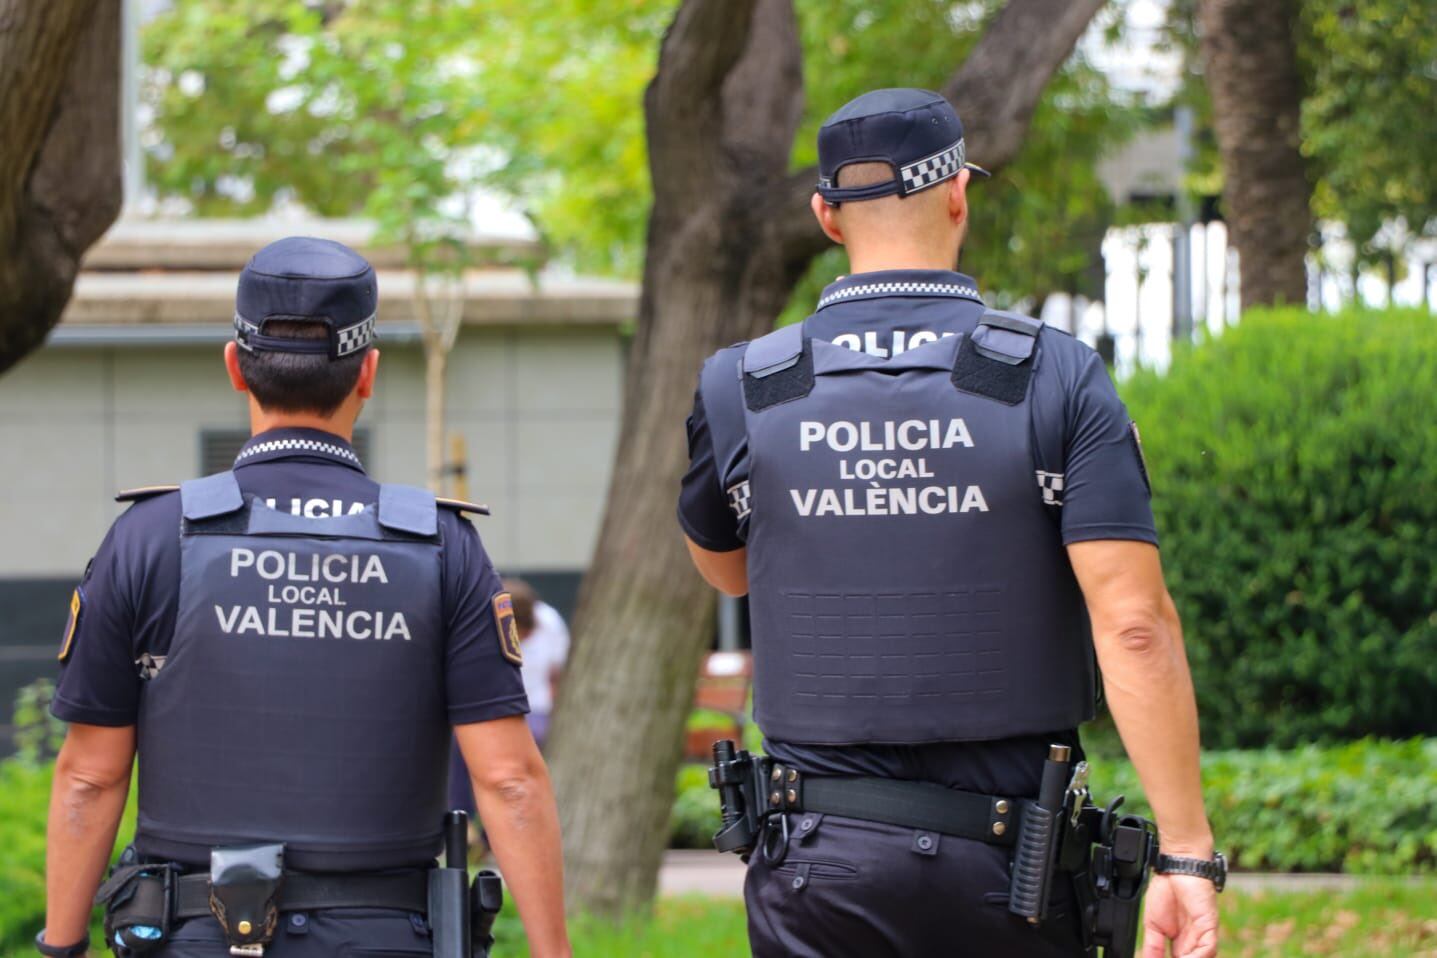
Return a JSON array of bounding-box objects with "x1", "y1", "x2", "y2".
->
[
  {"x1": 948, "y1": 169, "x2": 971, "y2": 229},
  {"x1": 811, "y1": 192, "x2": 845, "y2": 246},
  {"x1": 223, "y1": 342, "x2": 249, "y2": 394},
  {"x1": 355, "y1": 348, "x2": 380, "y2": 400}
]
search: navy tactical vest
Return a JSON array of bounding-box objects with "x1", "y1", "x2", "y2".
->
[
  {"x1": 135, "y1": 473, "x2": 449, "y2": 870},
  {"x1": 701, "y1": 312, "x2": 1095, "y2": 745}
]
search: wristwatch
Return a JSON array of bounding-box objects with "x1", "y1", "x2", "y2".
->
[
  {"x1": 34, "y1": 931, "x2": 89, "y2": 958},
  {"x1": 1155, "y1": 850, "x2": 1228, "y2": 892}
]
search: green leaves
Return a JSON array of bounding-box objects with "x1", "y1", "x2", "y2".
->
[
  {"x1": 1087, "y1": 738, "x2": 1437, "y2": 874},
  {"x1": 1123, "y1": 307, "x2": 1437, "y2": 748}
]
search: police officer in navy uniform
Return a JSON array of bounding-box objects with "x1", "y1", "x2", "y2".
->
[
  {"x1": 680, "y1": 90, "x2": 1222, "y2": 957},
  {"x1": 39, "y1": 238, "x2": 572, "y2": 958}
]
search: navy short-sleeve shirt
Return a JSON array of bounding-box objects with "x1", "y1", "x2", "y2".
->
[
  {"x1": 678, "y1": 269, "x2": 1158, "y2": 795},
  {"x1": 52, "y1": 427, "x2": 527, "y2": 729},
  {"x1": 679, "y1": 269, "x2": 1158, "y2": 552}
]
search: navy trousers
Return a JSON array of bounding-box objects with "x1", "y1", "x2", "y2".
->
[
  {"x1": 147, "y1": 908, "x2": 432, "y2": 957},
  {"x1": 745, "y1": 814, "x2": 1089, "y2": 958}
]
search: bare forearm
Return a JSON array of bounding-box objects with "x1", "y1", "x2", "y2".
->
[
  {"x1": 45, "y1": 768, "x2": 131, "y2": 946},
  {"x1": 473, "y1": 768, "x2": 571, "y2": 958},
  {"x1": 1097, "y1": 609, "x2": 1212, "y2": 855}
]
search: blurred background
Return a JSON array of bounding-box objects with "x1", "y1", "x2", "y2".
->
[{"x1": 0, "y1": 1, "x2": 1433, "y2": 955}]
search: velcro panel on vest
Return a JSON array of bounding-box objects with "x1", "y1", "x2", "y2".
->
[
  {"x1": 952, "y1": 309, "x2": 1042, "y2": 406},
  {"x1": 378, "y1": 484, "x2": 438, "y2": 537},
  {"x1": 180, "y1": 472, "x2": 245, "y2": 521},
  {"x1": 742, "y1": 323, "x2": 815, "y2": 411}
]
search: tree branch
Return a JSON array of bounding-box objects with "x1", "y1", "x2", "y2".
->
[
  {"x1": 772, "y1": 0, "x2": 1106, "y2": 267},
  {"x1": 0, "y1": 0, "x2": 122, "y2": 374},
  {"x1": 644, "y1": 0, "x2": 760, "y2": 209}
]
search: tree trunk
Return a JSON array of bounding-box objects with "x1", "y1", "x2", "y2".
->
[
  {"x1": 546, "y1": 0, "x2": 1105, "y2": 918},
  {"x1": 0, "y1": 0, "x2": 123, "y2": 375},
  {"x1": 424, "y1": 339, "x2": 448, "y2": 495},
  {"x1": 1198, "y1": 0, "x2": 1310, "y2": 311}
]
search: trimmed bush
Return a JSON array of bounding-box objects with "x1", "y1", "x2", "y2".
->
[
  {"x1": 1122, "y1": 308, "x2": 1437, "y2": 747},
  {"x1": 1087, "y1": 737, "x2": 1437, "y2": 874},
  {"x1": 669, "y1": 737, "x2": 1437, "y2": 873}
]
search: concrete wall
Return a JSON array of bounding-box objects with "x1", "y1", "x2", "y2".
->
[{"x1": 0, "y1": 325, "x2": 625, "y2": 742}]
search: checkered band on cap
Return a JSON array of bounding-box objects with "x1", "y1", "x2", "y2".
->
[
  {"x1": 335, "y1": 312, "x2": 376, "y2": 357},
  {"x1": 900, "y1": 139, "x2": 966, "y2": 195},
  {"x1": 233, "y1": 313, "x2": 260, "y2": 351}
]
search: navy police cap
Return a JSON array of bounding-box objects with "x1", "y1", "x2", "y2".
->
[
  {"x1": 817, "y1": 88, "x2": 990, "y2": 205},
  {"x1": 234, "y1": 236, "x2": 377, "y2": 360}
]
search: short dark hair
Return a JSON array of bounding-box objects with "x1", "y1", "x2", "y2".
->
[
  {"x1": 502, "y1": 578, "x2": 538, "y2": 635},
  {"x1": 236, "y1": 320, "x2": 367, "y2": 415}
]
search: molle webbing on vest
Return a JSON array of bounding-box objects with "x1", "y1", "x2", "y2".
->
[
  {"x1": 952, "y1": 309, "x2": 1043, "y2": 405},
  {"x1": 743, "y1": 323, "x2": 815, "y2": 412}
]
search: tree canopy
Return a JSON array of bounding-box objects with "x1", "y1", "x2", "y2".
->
[{"x1": 145, "y1": 0, "x2": 1135, "y2": 305}]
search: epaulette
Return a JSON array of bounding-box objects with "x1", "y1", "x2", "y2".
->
[
  {"x1": 116, "y1": 485, "x2": 181, "y2": 503},
  {"x1": 436, "y1": 497, "x2": 492, "y2": 517}
]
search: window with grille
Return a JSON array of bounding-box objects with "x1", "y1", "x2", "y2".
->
[{"x1": 199, "y1": 429, "x2": 371, "y2": 474}]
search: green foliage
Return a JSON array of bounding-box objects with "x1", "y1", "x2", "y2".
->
[
  {"x1": 1088, "y1": 739, "x2": 1437, "y2": 875},
  {"x1": 1302, "y1": 0, "x2": 1437, "y2": 265},
  {"x1": 0, "y1": 761, "x2": 54, "y2": 952},
  {"x1": 145, "y1": 1, "x2": 1137, "y2": 303},
  {"x1": 1122, "y1": 308, "x2": 1437, "y2": 746},
  {"x1": 669, "y1": 762, "x2": 723, "y2": 851},
  {"x1": 11, "y1": 680, "x2": 65, "y2": 766}
]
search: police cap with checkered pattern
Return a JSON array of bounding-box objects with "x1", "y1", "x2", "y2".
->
[
  {"x1": 234, "y1": 236, "x2": 377, "y2": 361},
  {"x1": 816, "y1": 88, "x2": 990, "y2": 206}
]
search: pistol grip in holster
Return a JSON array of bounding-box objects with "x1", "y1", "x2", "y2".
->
[
  {"x1": 470, "y1": 870, "x2": 504, "y2": 957},
  {"x1": 208, "y1": 844, "x2": 285, "y2": 957}
]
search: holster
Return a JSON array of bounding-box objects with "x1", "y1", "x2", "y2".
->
[
  {"x1": 470, "y1": 870, "x2": 504, "y2": 958},
  {"x1": 94, "y1": 847, "x2": 177, "y2": 956},
  {"x1": 208, "y1": 844, "x2": 285, "y2": 956}
]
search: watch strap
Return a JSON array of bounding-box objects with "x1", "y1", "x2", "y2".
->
[
  {"x1": 34, "y1": 931, "x2": 89, "y2": 958},
  {"x1": 1155, "y1": 850, "x2": 1227, "y2": 892}
]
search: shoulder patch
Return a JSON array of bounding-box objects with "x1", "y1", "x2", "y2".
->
[
  {"x1": 58, "y1": 587, "x2": 84, "y2": 662},
  {"x1": 492, "y1": 592, "x2": 524, "y2": 665},
  {"x1": 116, "y1": 485, "x2": 181, "y2": 503},
  {"x1": 437, "y1": 497, "x2": 491, "y2": 517}
]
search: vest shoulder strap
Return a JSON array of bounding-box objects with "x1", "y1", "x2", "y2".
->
[
  {"x1": 116, "y1": 485, "x2": 180, "y2": 503},
  {"x1": 180, "y1": 472, "x2": 244, "y2": 521},
  {"x1": 699, "y1": 348, "x2": 750, "y2": 488},
  {"x1": 952, "y1": 309, "x2": 1043, "y2": 406},
  {"x1": 742, "y1": 323, "x2": 814, "y2": 412},
  {"x1": 378, "y1": 484, "x2": 438, "y2": 536},
  {"x1": 436, "y1": 497, "x2": 491, "y2": 517}
]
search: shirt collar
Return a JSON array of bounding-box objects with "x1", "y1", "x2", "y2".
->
[
  {"x1": 814, "y1": 269, "x2": 984, "y2": 312},
  {"x1": 233, "y1": 428, "x2": 366, "y2": 473}
]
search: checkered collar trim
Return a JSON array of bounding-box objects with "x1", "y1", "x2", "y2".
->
[
  {"x1": 816, "y1": 271, "x2": 984, "y2": 311},
  {"x1": 234, "y1": 430, "x2": 365, "y2": 471}
]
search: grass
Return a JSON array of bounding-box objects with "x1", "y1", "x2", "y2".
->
[
  {"x1": 483, "y1": 880, "x2": 1437, "y2": 957},
  {"x1": 10, "y1": 880, "x2": 1431, "y2": 957}
]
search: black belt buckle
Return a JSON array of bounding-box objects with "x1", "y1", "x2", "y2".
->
[{"x1": 208, "y1": 844, "x2": 285, "y2": 957}]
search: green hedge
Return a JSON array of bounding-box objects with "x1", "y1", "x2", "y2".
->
[
  {"x1": 1122, "y1": 308, "x2": 1437, "y2": 747},
  {"x1": 669, "y1": 737, "x2": 1437, "y2": 872}
]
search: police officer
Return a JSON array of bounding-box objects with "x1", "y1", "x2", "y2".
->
[
  {"x1": 39, "y1": 238, "x2": 572, "y2": 958},
  {"x1": 680, "y1": 90, "x2": 1222, "y2": 957}
]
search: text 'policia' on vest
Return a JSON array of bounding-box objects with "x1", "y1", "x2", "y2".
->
[
  {"x1": 136, "y1": 472, "x2": 449, "y2": 871},
  {"x1": 701, "y1": 309, "x2": 1096, "y2": 748}
]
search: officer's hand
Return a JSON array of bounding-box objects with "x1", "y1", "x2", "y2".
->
[{"x1": 1141, "y1": 873, "x2": 1219, "y2": 958}]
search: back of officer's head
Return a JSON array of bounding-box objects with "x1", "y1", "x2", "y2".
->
[
  {"x1": 231, "y1": 237, "x2": 379, "y2": 416},
  {"x1": 810, "y1": 88, "x2": 984, "y2": 262}
]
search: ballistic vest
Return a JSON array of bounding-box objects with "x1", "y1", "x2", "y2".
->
[
  {"x1": 135, "y1": 472, "x2": 449, "y2": 870},
  {"x1": 702, "y1": 311, "x2": 1095, "y2": 745}
]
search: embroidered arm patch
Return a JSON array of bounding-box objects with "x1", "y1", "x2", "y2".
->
[
  {"x1": 492, "y1": 592, "x2": 524, "y2": 666},
  {"x1": 58, "y1": 587, "x2": 84, "y2": 662}
]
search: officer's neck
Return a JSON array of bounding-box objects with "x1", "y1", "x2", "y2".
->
[
  {"x1": 249, "y1": 400, "x2": 357, "y2": 443},
  {"x1": 845, "y1": 242, "x2": 964, "y2": 276}
]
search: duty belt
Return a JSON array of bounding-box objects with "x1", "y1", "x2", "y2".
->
[
  {"x1": 764, "y1": 762, "x2": 1021, "y2": 846},
  {"x1": 172, "y1": 871, "x2": 429, "y2": 919}
]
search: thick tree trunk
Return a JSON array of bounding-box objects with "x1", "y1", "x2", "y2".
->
[
  {"x1": 1198, "y1": 0, "x2": 1311, "y2": 311},
  {"x1": 0, "y1": 0, "x2": 123, "y2": 374},
  {"x1": 547, "y1": 0, "x2": 1105, "y2": 918}
]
